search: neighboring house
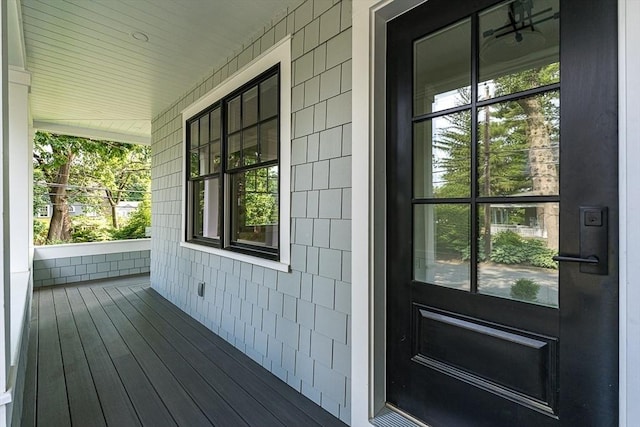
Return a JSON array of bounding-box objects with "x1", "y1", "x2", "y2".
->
[
  {"x1": 1, "y1": 0, "x2": 640, "y2": 427},
  {"x1": 35, "y1": 201, "x2": 140, "y2": 219}
]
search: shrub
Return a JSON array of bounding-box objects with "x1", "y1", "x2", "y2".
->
[
  {"x1": 112, "y1": 197, "x2": 150, "y2": 240},
  {"x1": 71, "y1": 216, "x2": 114, "y2": 243},
  {"x1": 488, "y1": 231, "x2": 558, "y2": 269},
  {"x1": 510, "y1": 278, "x2": 540, "y2": 302},
  {"x1": 33, "y1": 219, "x2": 49, "y2": 245}
]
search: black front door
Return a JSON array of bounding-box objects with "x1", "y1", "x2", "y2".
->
[{"x1": 386, "y1": 0, "x2": 618, "y2": 425}]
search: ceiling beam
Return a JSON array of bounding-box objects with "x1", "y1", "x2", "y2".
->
[{"x1": 32, "y1": 121, "x2": 151, "y2": 145}]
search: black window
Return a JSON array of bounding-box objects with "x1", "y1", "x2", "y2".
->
[{"x1": 186, "y1": 66, "x2": 280, "y2": 260}]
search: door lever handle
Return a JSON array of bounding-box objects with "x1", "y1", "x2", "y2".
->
[{"x1": 552, "y1": 255, "x2": 599, "y2": 264}]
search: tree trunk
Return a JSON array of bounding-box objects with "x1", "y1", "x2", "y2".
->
[
  {"x1": 47, "y1": 153, "x2": 74, "y2": 242},
  {"x1": 105, "y1": 189, "x2": 120, "y2": 229},
  {"x1": 518, "y1": 97, "x2": 559, "y2": 250},
  {"x1": 111, "y1": 204, "x2": 119, "y2": 229}
]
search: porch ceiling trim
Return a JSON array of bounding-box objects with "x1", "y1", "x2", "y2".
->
[{"x1": 32, "y1": 120, "x2": 151, "y2": 145}]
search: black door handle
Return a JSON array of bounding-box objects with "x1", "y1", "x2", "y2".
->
[{"x1": 552, "y1": 255, "x2": 599, "y2": 264}]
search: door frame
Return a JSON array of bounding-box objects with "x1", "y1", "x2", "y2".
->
[{"x1": 350, "y1": 0, "x2": 640, "y2": 425}]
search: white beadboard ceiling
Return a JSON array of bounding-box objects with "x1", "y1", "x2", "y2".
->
[{"x1": 19, "y1": 0, "x2": 302, "y2": 144}]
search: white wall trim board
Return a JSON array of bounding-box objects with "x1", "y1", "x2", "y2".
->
[
  {"x1": 32, "y1": 121, "x2": 151, "y2": 145},
  {"x1": 33, "y1": 239, "x2": 151, "y2": 260},
  {"x1": 179, "y1": 241, "x2": 289, "y2": 273},
  {"x1": 7, "y1": 68, "x2": 29, "y2": 87},
  {"x1": 619, "y1": 0, "x2": 640, "y2": 425}
]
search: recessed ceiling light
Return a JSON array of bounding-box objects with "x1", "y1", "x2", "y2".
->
[{"x1": 131, "y1": 31, "x2": 149, "y2": 42}]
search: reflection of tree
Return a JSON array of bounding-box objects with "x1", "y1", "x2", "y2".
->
[
  {"x1": 498, "y1": 65, "x2": 560, "y2": 249},
  {"x1": 243, "y1": 166, "x2": 279, "y2": 226},
  {"x1": 235, "y1": 166, "x2": 278, "y2": 244},
  {"x1": 434, "y1": 63, "x2": 559, "y2": 256}
]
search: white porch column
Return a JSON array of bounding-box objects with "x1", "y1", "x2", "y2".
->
[
  {"x1": 0, "y1": 0, "x2": 10, "y2": 425},
  {"x1": 8, "y1": 67, "x2": 30, "y2": 275}
]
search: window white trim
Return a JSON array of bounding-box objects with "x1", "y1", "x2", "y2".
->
[{"x1": 181, "y1": 36, "x2": 291, "y2": 271}]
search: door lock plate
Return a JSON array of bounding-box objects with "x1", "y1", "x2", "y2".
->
[{"x1": 579, "y1": 206, "x2": 608, "y2": 275}]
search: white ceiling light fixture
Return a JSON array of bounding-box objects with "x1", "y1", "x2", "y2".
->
[{"x1": 481, "y1": 0, "x2": 558, "y2": 63}]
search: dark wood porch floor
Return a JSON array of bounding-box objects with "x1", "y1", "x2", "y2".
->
[{"x1": 21, "y1": 276, "x2": 347, "y2": 427}]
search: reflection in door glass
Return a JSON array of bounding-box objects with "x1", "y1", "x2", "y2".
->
[
  {"x1": 478, "y1": 91, "x2": 559, "y2": 197},
  {"x1": 414, "y1": 19, "x2": 471, "y2": 115},
  {"x1": 478, "y1": 0, "x2": 559, "y2": 100},
  {"x1": 414, "y1": 112, "x2": 471, "y2": 198},
  {"x1": 477, "y1": 203, "x2": 558, "y2": 307},
  {"x1": 414, "y1": 204, "x2": 470, "y2": 290}
]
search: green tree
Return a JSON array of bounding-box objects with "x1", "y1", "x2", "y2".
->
[
  {"x1": 75, "y1": 144, "x2": 150, "y2": 228},
  {"x1": 33, "y1": 131, "x2": 151, "y2": 244},
  {"x1": 432, "y1": 63, "x2": 559, "y2": 258},
  {"x1": 34, "y1": 132, "x2": 104, "y2": 242},
  {"x1": 112, "y1": 195, "x2": 151, "y2": 240}
]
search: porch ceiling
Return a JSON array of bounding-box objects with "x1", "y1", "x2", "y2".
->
[{"x1": 17, "y1": 0, "x2": 301, "y2": 144}]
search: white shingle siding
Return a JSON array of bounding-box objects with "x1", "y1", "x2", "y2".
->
[{"x1": 150, "y1": 0, "x2": 352, "y2": 423}]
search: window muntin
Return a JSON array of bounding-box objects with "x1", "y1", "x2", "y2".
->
[{"x1": 186, "y1": 66, "x2": 280, "y2": 259}]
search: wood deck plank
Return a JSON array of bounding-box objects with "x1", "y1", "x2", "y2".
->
[
  {"x1": 20, "y1": 291, "x2": 39, "y2": 427},
  {"x1": 65, "y1": 288, "x2": 142, "y2": 427},
  {"x1": 103, "y1": 286, "x2": 253, "y2": 427},
  {"x1": 36, "y1": 288, "x2": 71, "y2": 427},
  {"x1": 115, "y1": 286, "x2": 287, "y2": 427},
  {"x1": 24, "y1": 280, "x2": 347, "y2": 427},
  {"x1": 135, "y1": 287, "x2": 347, "y2": 427},
  {"x1": 77, "y1": 287, "x2": 177, "y2": 427},
  {"x1": 90, "y1": 287, "x2": 213, "y2": 427},
  {"x1": 52, "y1": 288, "x2": 107, "y2": 427}
]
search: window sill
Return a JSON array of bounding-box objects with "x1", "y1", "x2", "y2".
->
[{"x1": 180, "y1": 241, "x2": 290, "y2": 272}]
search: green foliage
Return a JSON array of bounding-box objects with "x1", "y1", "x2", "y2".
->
[
  {"x1": 525, "y1": 239, "x2": 559, "y2": 269},
  {"x1": 490, "y1": 244, "x2": 528, "y2": 264},
  {"x1": 33, "y1": 219, "x2": 49, "y2": 246},
  {"x1": 70, "y1": 216, "x2": 114, "y2": 243},
  {"x1": 434, "y1": 204, "x2": 470, "y2": 258},
  {"x1": 32, "y1": 168, "x2": 49, "y2": 216},
  {"x1": 489, "y1": 231, "x2": 557, "y2": 269},
  {"x1": 112, "y1": 197, "x2": 151, "y2": 240},
  {"x1": 243, "y1": 167, "x2": 278, "y2": 226},
  {"x1": 510, "y1": 278, "x2": 541, "y2": 302},
  {"x1": 33, "y1": 131, "x2": 151, "y2": 244}
]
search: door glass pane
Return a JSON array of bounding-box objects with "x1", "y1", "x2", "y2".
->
[
  {"x1": 243, "y1": 87, "x2": 258, "y2": 126},
  {"x1": 414, "y1": 18, "x2": 471, "y2": 115},
  {"x1": 414, "y1": 204, "x2": 470, "y2": 290},
  {"x1": 478, "y1": 91, "x2": 559, "y2": 197},
  {"x1": 478, "y1": 202, "x2": 558, "y2": 307},
  {"x1": 260, "y1": 118, "x2": 278, "y2": 162},
  {"x1": 231, "y1": 166, "x2": 279, "y2": 249},
  {"x1": 227, "y1": 133, "x2": 242, "y2": 169},
  {"x1": 478, "y1": 0, "x2": 559, "y2": 100},
  {"x1": 243, "y1": 126, "x2": 258, "y2": 166},
  {"x1": 228, "y1": 95, "x2": 241, "y2": 133},
  {"x1": 260, "y1": 75, "x2": 278, "y2": 119},
  {"x1": 414, "y1": 111, "x2": 471, "y2": 199}
]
